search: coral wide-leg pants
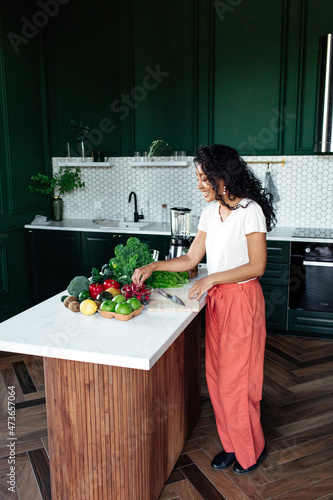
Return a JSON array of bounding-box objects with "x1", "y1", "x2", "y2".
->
[{"x1": 205, "y1": 278, "x2": 266, "y2": 469}]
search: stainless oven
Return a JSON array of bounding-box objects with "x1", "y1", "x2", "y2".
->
[{"x1": 289, "y1": 239, "x2": 333, "y2": 313}]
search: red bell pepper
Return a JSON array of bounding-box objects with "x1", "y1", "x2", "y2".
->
[
  {"x1": 103, "y1": 279, "x2": 120, "y2": 290},
  {"x1": 89, "y1": 283, "x2": 104, "y2": 299}
]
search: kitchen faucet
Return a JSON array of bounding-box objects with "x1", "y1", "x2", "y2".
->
[{"x1": 128, "y1": 191, "x2": 144, "y2": 222}]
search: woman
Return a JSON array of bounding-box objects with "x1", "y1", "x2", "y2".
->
[{"x1": 132, "y1": 144, "x2": 276, "y2": 474}]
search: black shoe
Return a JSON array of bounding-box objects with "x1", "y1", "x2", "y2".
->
[
  {"x1": 232, "y1": 447, "x2": 267, "y2": 475},
  {"x1": 211, "y1": 451, "x2": 236, "y2": 470}
]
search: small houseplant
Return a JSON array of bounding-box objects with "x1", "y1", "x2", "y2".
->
[
  {"x1": 70, "y1": 119, "x2": 91, "y2": 158},
  {"x1": 29, "y1": 167, "x2": 85, "y2": 221}
]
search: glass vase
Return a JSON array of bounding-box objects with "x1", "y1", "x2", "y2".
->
[{"x1": 50, "y1": 196, "x2": 63, "y2": 221}]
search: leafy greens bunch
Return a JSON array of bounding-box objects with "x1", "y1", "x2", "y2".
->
[
  {"x1": 110, "y1": 237, "x2": 153, "y2": 284},
  {"x1": 109, "y1": 236, "x2": 190, "y2": 288},
  {"x1": 148, "y1": 271, "x2": 189, "y2": 288}
]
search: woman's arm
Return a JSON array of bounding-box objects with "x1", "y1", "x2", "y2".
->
[
  {"x1": 131, "y1": 230, "x2": 207, "y2": 285},
  {"x1": 188, "y1": 232, "x2": 267, "y2": 300}
]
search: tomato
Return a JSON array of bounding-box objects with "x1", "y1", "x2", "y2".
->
[{"x1": 103, "y1": 279, "x2": 120, "y2": 290}]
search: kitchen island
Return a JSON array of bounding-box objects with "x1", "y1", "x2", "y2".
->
[{"x1": 0, "y1": 267, "x2": 207, "y2": 500}]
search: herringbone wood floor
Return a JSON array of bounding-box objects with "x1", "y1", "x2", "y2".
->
[{"x1": 1, "y1": 331, "x2": 333, "y2": 499}]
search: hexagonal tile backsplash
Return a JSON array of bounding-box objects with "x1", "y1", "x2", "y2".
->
[{"x1": 52, "y1": 155, "x2": 333, "y2": 228}]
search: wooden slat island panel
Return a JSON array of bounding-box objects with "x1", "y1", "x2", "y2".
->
[{"x1": 44, "y1": 313, "x2": 201, "y2": 500}]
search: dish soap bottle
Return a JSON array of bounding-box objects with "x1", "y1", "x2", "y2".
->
[{"x1": 161, "y1": 203, "x2": 168, "y2": 224}]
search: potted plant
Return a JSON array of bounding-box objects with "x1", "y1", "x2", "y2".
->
[
  {"x1": 29, "y1": 166, "x2": 85, "y2": 221},
  {"x1": 70, "y1": 119, "x2": 91, "y2": 159}
]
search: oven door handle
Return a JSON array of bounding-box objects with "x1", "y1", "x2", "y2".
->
[{"x1": 303, "y1": 260, "x2": 333, "y2": 267}]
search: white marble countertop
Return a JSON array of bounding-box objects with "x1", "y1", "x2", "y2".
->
[
  {"x1": 25, "y1": 218, "x2": 333, "y2": 243},
  {"x1": 0, "y1": 266, "x2": 207, "y2": 371},
  {"x1": 25, "y1": 218, "x2": 198, "y2": 236}
]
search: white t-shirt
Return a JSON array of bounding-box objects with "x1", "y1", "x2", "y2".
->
[{"x1": 197, "y1": 199, "x2": 267, "y2": 277}]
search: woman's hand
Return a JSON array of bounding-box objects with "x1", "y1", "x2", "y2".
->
[
  {"x1": 188, "y1": 275, "x2": 215, "y2": 301},
  {"x1": 131, "y1": 263, "x2": 156, "y2": 286}
]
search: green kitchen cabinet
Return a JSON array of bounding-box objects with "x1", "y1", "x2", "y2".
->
[
  {"x1": 28, "y1": 229, "x2": 82, "y2": 304},
  {"x1": 262, "y1": 285, "x2": 288, "y2": 332},
  {"x1": 156, "y1": 235, "x2": 171, "y2": 261},
  {"x1": 81, "y1": 232, "x2": 159, "y2": 277},
  {"x1": 41, "y1": 0, "x2": 333, "y2": 157},
  {"x1": 81, "y1": 232, "x2": 128, "y2": 277},
  {"x1": 288, "y1": 310, "x2": 333, "y2": 338},
  {"x1": 260, "y1": 241, "x2": 290, "y2": 331}
]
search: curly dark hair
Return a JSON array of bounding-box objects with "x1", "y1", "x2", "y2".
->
[{"x1": 194, "y1": 144, "x2": 277, "y2": 231}]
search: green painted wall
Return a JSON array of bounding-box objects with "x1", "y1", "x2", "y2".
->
[{"x1": 1, "y1": 0, "x2": 333, "y2": 321}]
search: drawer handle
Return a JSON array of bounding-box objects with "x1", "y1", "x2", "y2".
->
[{"x1": 303, "y1": 260, "x2": 333, "y2": 268}]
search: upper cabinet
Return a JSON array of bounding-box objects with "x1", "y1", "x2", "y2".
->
[
  {"x1": 286, "y1": 0, "x2": 333, "y2": 153},
  {"x1": 42, "y1": 0, "x2": 333, "y2": 157},
  {"x1": 0, "y1": 0, "x2": 50, "y2": 228},
  {"x1": 212, "y1": 0, "x2": 287, "y2": 154}
]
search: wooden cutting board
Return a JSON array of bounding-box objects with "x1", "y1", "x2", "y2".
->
[{"x1": 148, "y1": 288, "x2": 200, "y2": 312}]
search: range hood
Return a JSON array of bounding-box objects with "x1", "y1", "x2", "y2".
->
[{"x1": 314, "y1": 34, "x2": 333, "y2": 153}]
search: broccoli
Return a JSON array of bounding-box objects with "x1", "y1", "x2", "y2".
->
[
  {"x1": 67, "y1": 276, "x2": 90, "y2": 297},
  {"x1": 109, "y1": 237, "x2": 153, "y2": 284}
]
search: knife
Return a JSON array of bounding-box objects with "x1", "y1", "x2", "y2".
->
[{"x1": 156, "y1": 288, "x2": 185, "y2": 307}]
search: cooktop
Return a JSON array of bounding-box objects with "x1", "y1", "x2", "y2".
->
[{"x1": 293, "y1": 227, "x2": 333, "y2": 239}]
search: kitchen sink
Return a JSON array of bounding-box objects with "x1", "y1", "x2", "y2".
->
[{"x1": 98, "y1": 220, "x2": 153, "y2": 231}]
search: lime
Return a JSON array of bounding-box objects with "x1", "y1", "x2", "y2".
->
[{"x1": 79, "y1": 290, "x2": 91, "y2": 302}]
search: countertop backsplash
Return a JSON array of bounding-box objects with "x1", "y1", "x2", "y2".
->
[{"x1": 52, "y1": 155, "x2": 333, "y2": 228}]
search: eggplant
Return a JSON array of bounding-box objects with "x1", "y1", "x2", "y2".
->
[{"x1": 96, "y1": 291, "x2": 113, "y2": 302}]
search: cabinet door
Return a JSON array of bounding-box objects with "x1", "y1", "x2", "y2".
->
[
  {"x1": 260, "y1": 263, "x2": 289, "y2": 286},
  {"x1": 28, "y1": 230, "x2": 82, "y2": 304},
  {"x1": 134, "y1": 234, "x2": 158, "y2": 251},
  {"x1": 213, "y1": 0, "x2": 286, "y2": 154},
  {"x1": 288, "y1": 310, "x2": 333, "y2": 339},
  {"x1": 156, "y1": 235, "x2": 171, "y2": 261},
  {"x1": 266, "y1": 241, "x2": 290, "y2": 264},
  {"x1": 261, "y1": 284, "x2": 288, "y2": 331},
  {"x1": 81, "y1": 233, "x2": 127, "y2": 276}
]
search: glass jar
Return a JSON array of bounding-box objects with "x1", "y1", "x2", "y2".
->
[{"x1": 161, "y1": 203, "x2": 168, "y2": 224}]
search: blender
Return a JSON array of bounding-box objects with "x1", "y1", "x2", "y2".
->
[{"x1": 169, "y1": 207, "x2": 192, "y2": 258}]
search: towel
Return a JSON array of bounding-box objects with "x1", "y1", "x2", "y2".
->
[
  {"x1": 265, "y1": 170, "x2": 280, "y2": 203},
  {"x1": 30, "y1": 215, "x2": 50, "y2": 225}
]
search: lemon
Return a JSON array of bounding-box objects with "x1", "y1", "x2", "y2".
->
[{"x1": 80, "y1": 299, "x2": 98, "y2": 315}]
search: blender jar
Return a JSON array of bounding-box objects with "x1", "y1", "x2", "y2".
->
[{"x1": 170, "y1": 207, "x2": 191, "y2": 239}]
